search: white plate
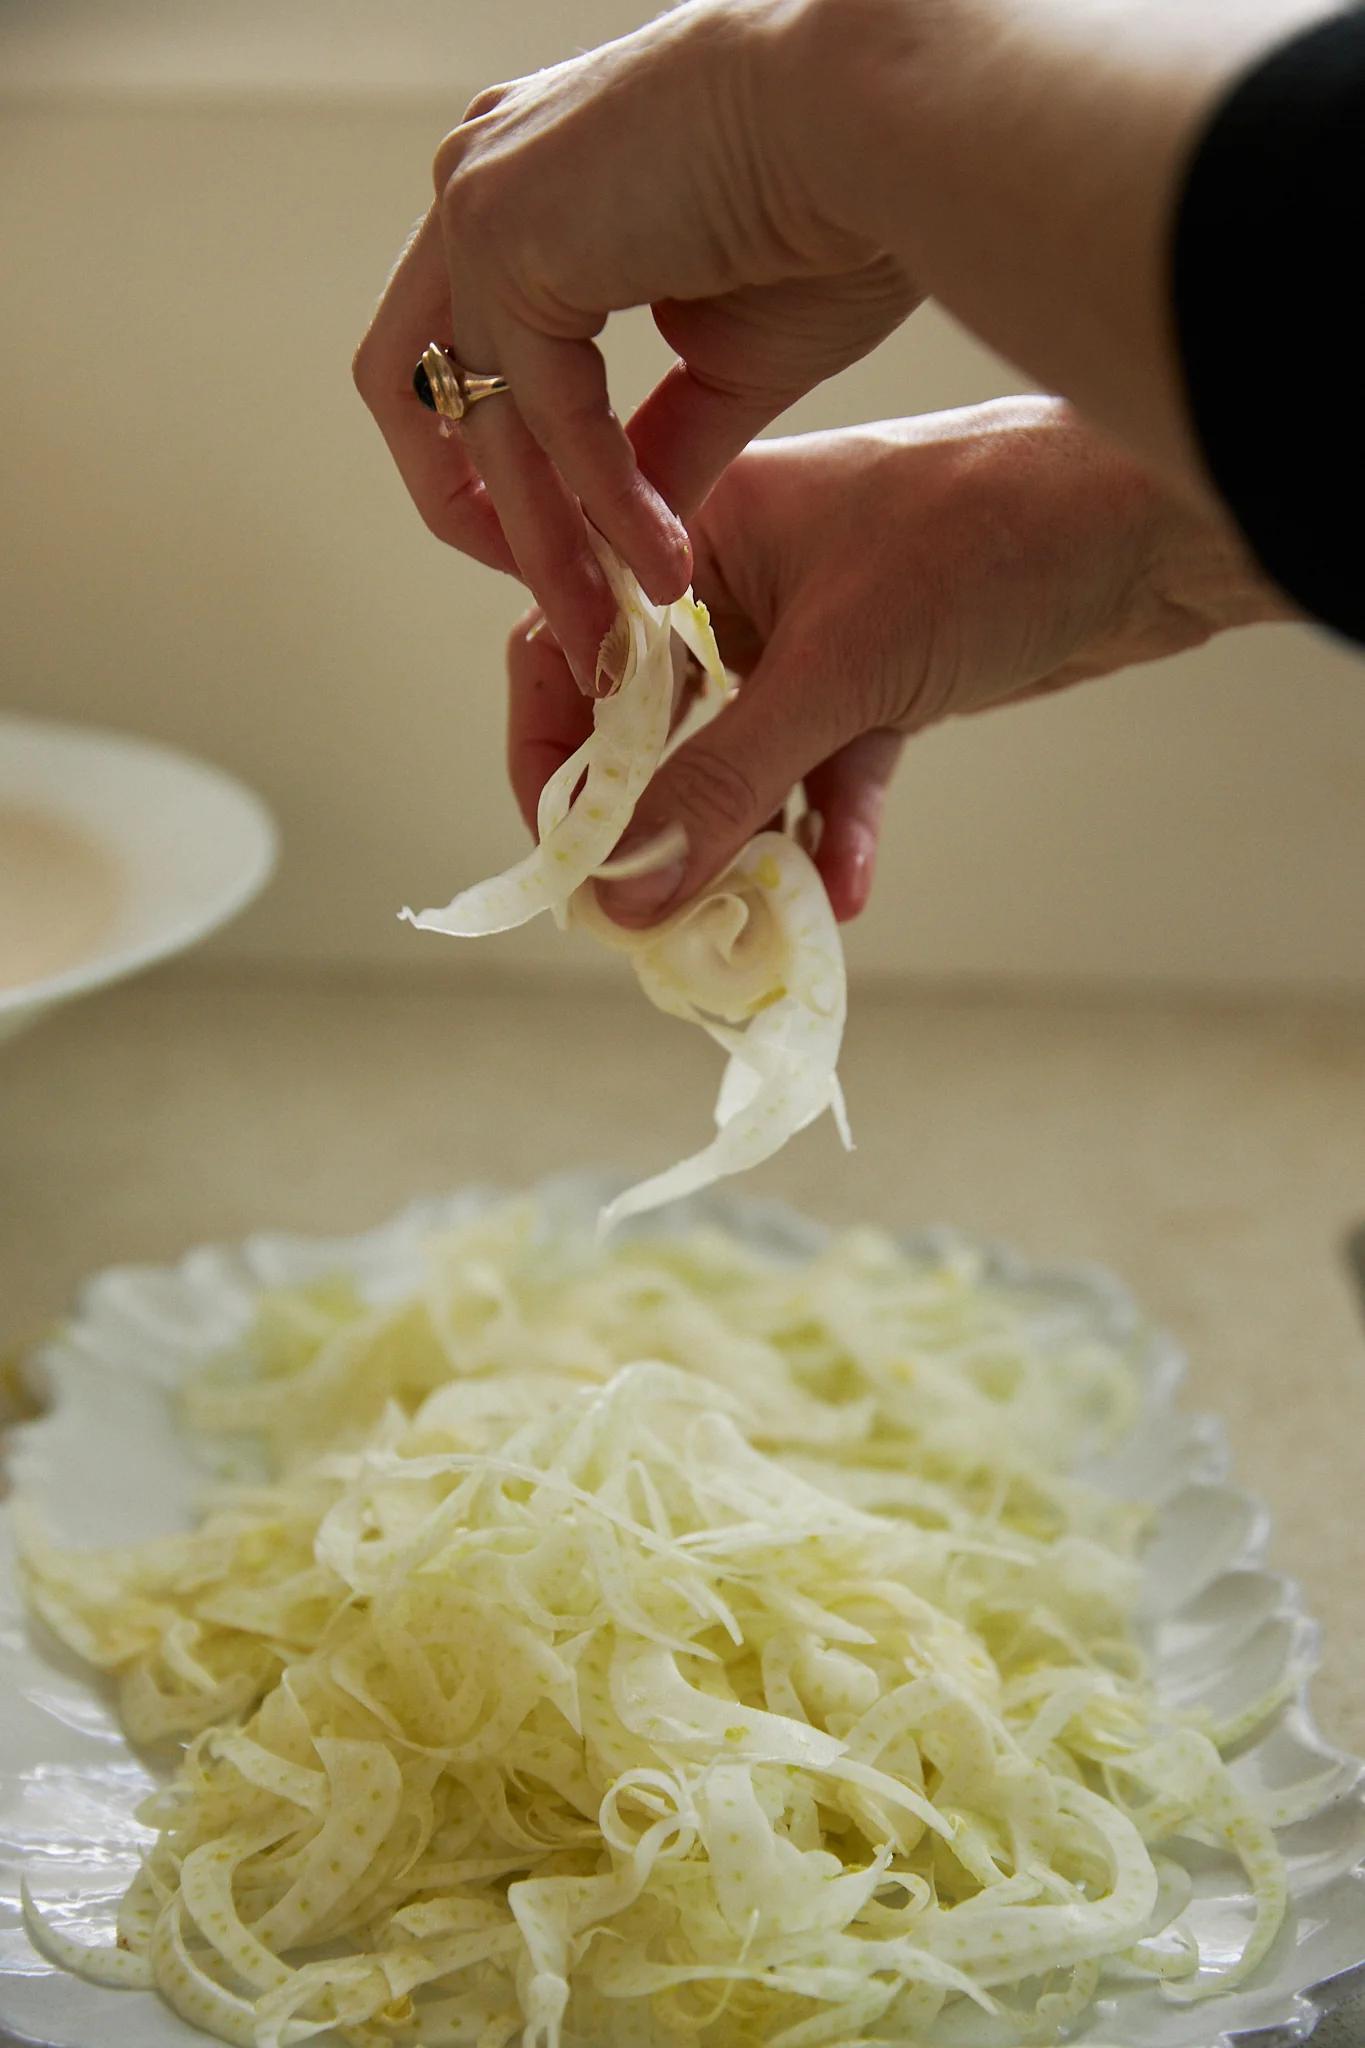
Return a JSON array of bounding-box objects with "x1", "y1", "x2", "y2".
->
[
  {"x1": 0, "y1": 714, "x2": 276, "y2": 1040},
  {"x1": 2, "y1": 1175, "x2": 1363, "y2": 2048}
]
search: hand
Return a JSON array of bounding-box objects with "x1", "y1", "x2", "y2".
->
[
  {"x1": 355, "y1": 0, "x2": 1336, "y2": 659},
  {"x1": 352, "y1": 0, "x2": 918, "y2": 695},
  {"x1": 508, "y1": 398, "x2": 1292, "y2": 925}
]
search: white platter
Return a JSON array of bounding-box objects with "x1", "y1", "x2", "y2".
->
[
  {"x1": 0, "y1": 714, "x2": 276, "y2": 1041},
  {"x1": 2, "y1": 1175, "x2": 1363, "y2": 2047}
]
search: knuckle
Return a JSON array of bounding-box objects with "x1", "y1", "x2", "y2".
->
[
  {"x1": 408, "y1": 469, "x2": 486, "y2": 554},
  {"x1": 462, "y1": 81, "x2": 509, "y2": 125},
  {"x1": 437, "y1": 158, "x2": 502, "y2": 248},
  {"x1": 589, "y1": 460, "x2": 659, "y2": 537},
  {"x1": 857, "y1": 650, "x2": 911, "y2": 735},
  {"x1": 350, "y1": 332, "x2": 381, "y2": 405},
  {"x1": 430, "y1": 125, "x2": 470, "y2": 196},
  {"x1": 556, "y1": 389, "x2": 610, "y2": 435},
  {"x1": 526, "y1": 526, "x2": 597, "y2": 596},
  {"x1": 432, "y1": 80, "x2": 514, "y2": 201},
  {"x1": 528, "y1": 387, "x2": 613, "y2": 455},
  {"x1": 505, "y1": 613, "x2": 541, "y2": 666},
  {"x1": 663, "y1": 746, "x2": 759, "y2": 838}
]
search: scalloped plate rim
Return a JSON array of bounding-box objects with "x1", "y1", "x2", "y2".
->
[{"x1": 2, "y1": 1170, "x2": 1363, "y2": 2048}]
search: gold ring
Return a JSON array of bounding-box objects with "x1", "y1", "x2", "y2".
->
[{"x1": 415, "y1": 342, "x2": 510, "y2": 422}]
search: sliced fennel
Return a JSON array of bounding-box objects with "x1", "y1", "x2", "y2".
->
[
  {"x1": 400, "y1": 544, "x2": 849, "y2": 1227},
  {"x1": 400, "y1": 546, "x2": 709, "y2": 940},
  {"x1": 21, "y1": 1204, "x2": 1291, "y2": 2047},
  {"x1": 573, "y1": 832, "x2": 850, "y2": 1234}
]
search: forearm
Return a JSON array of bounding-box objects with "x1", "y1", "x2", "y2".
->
[{"x1": 803, "y1": 0, "x2": 1342, "y2": 503}]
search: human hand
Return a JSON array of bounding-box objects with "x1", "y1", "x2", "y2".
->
[
  {"x1": 352, "y1": 0, "x2": 918, "y2": 696},
  {"x1": 507, "y1": 397, "x2": 1292, "y2": 925}
]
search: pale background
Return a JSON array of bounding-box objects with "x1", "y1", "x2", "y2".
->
[{"x1": 3, "y1": 0, "x2": 1363, "y2": 993}]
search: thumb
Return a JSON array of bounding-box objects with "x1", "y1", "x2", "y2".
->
[
  {"x1": 595, "y1": 621, "x2": 853, "y2": 928},
  {"x1": 802, "y1": 728, "x2": 905, "y2": 923},
  {"x1": 631, "y1": 269, "x2": 921, "y2": 520}
]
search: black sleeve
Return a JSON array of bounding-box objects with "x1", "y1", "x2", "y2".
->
[{"x1": 1172, "y1": 9, "x2": 1365, "y2": 646}]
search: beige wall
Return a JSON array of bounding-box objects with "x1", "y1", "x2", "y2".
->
[{"x1": 3, "y1": 5, "x2": 1363, "y2": 992}]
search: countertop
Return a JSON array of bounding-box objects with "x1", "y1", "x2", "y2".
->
[{"x1": 3, "y1": 966, "x2": 1364, "y2": 2043}]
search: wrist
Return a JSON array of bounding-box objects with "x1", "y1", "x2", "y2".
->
[
  {"x1": 769, "y1": 0, "x2": 945, "y2": 259},
  {"x1": 1145, "y1": 500, "x2": 1299, "y2": 635},
  {"x1": 998, "y1": 401, "x2": 1297, "y2": 660},
  {"x1": 795, "y1": 0, "x2": 1340, "y2": 496},
  {"x1": 1074, "y1": 410, "x2": 1298, "y2": 636}
]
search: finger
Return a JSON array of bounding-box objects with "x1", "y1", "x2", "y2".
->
[
  {"x1": 357, "y1": 202, "x2": 619, "y2": 691},
  {"x1": 494, "y1": 325, "x2": 693, "y2": 602},
  {"x1": 628, "y1": 353, "x2": 782, "y2": 523},
  {"x1": 441, "y1": 234, "x2": 685, "y2": 691},
  {"x1": 506, "y1": 609, "x2": 594, "y2": 836},
  {"x1": 595, "y1": 618, "x2": 851, "y2": 927},
  {"x1": 456, "y1": 383, "x2": 622, "y2": 696},
  {"x1": 632, "y1": 268, "x2": 922, "y2": 518},
  {"x1": 668, "y1": 646, "x2": 701, "y2": 735},
  {"x1": 439, "y1": 257, "x2": 624, "y2": 697},
  {"x1": 802, "y1": 729, "x2": 904, "y2": 923},
  {"x1": 352, "y1": 209, "x2": 517, "y2": 574}
]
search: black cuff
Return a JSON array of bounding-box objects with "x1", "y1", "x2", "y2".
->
[{"x1": 1172, "y1": 10, "x2": 1365, "y2": 645}]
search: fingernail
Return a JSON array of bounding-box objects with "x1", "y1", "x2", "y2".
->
[
  {"x1": 796, "y1": 808, "x2": 825, "y2": 859},
  {"x1": 596, "y1": 857, "x2": 687, "y2": 926},
  {"x1": 526, "y1": 613, "x2": 560, "y2": 650},
  {"x1": 640, "y1": 501, "x2": 694, "y2": 603},
  {"x1": 560, "y1": 638, "x2": 597, "y2": 695},
  {"x1": 841, "y1": 825, "x2": 877, "y2": 919},
  {"x1": 595, "y1": 617, "x2": 629, "y2": 698},
  {"x1": 656, "y1": 498, "x2": 693, "y2": 571}
]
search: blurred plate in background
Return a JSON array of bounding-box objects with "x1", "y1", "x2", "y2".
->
[{"x1": 0, "y1": 715, "x2": 275, "y2": 1041}]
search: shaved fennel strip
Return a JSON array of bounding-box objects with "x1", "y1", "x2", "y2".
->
[
  {"x1": 17, "y1": 1203, "x2": 1294, "y2": 2047},
  {"x1": 400, "y1": 541, "x2": 848, "y2": 1225}
]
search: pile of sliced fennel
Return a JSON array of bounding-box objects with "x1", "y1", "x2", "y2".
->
[
  {"x1": 20, "y1": 1202, "x2": 1293, "y2": 2048},
  {"x1": 399, "y1": 544, "x2": 849, "y2": 1233}
]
